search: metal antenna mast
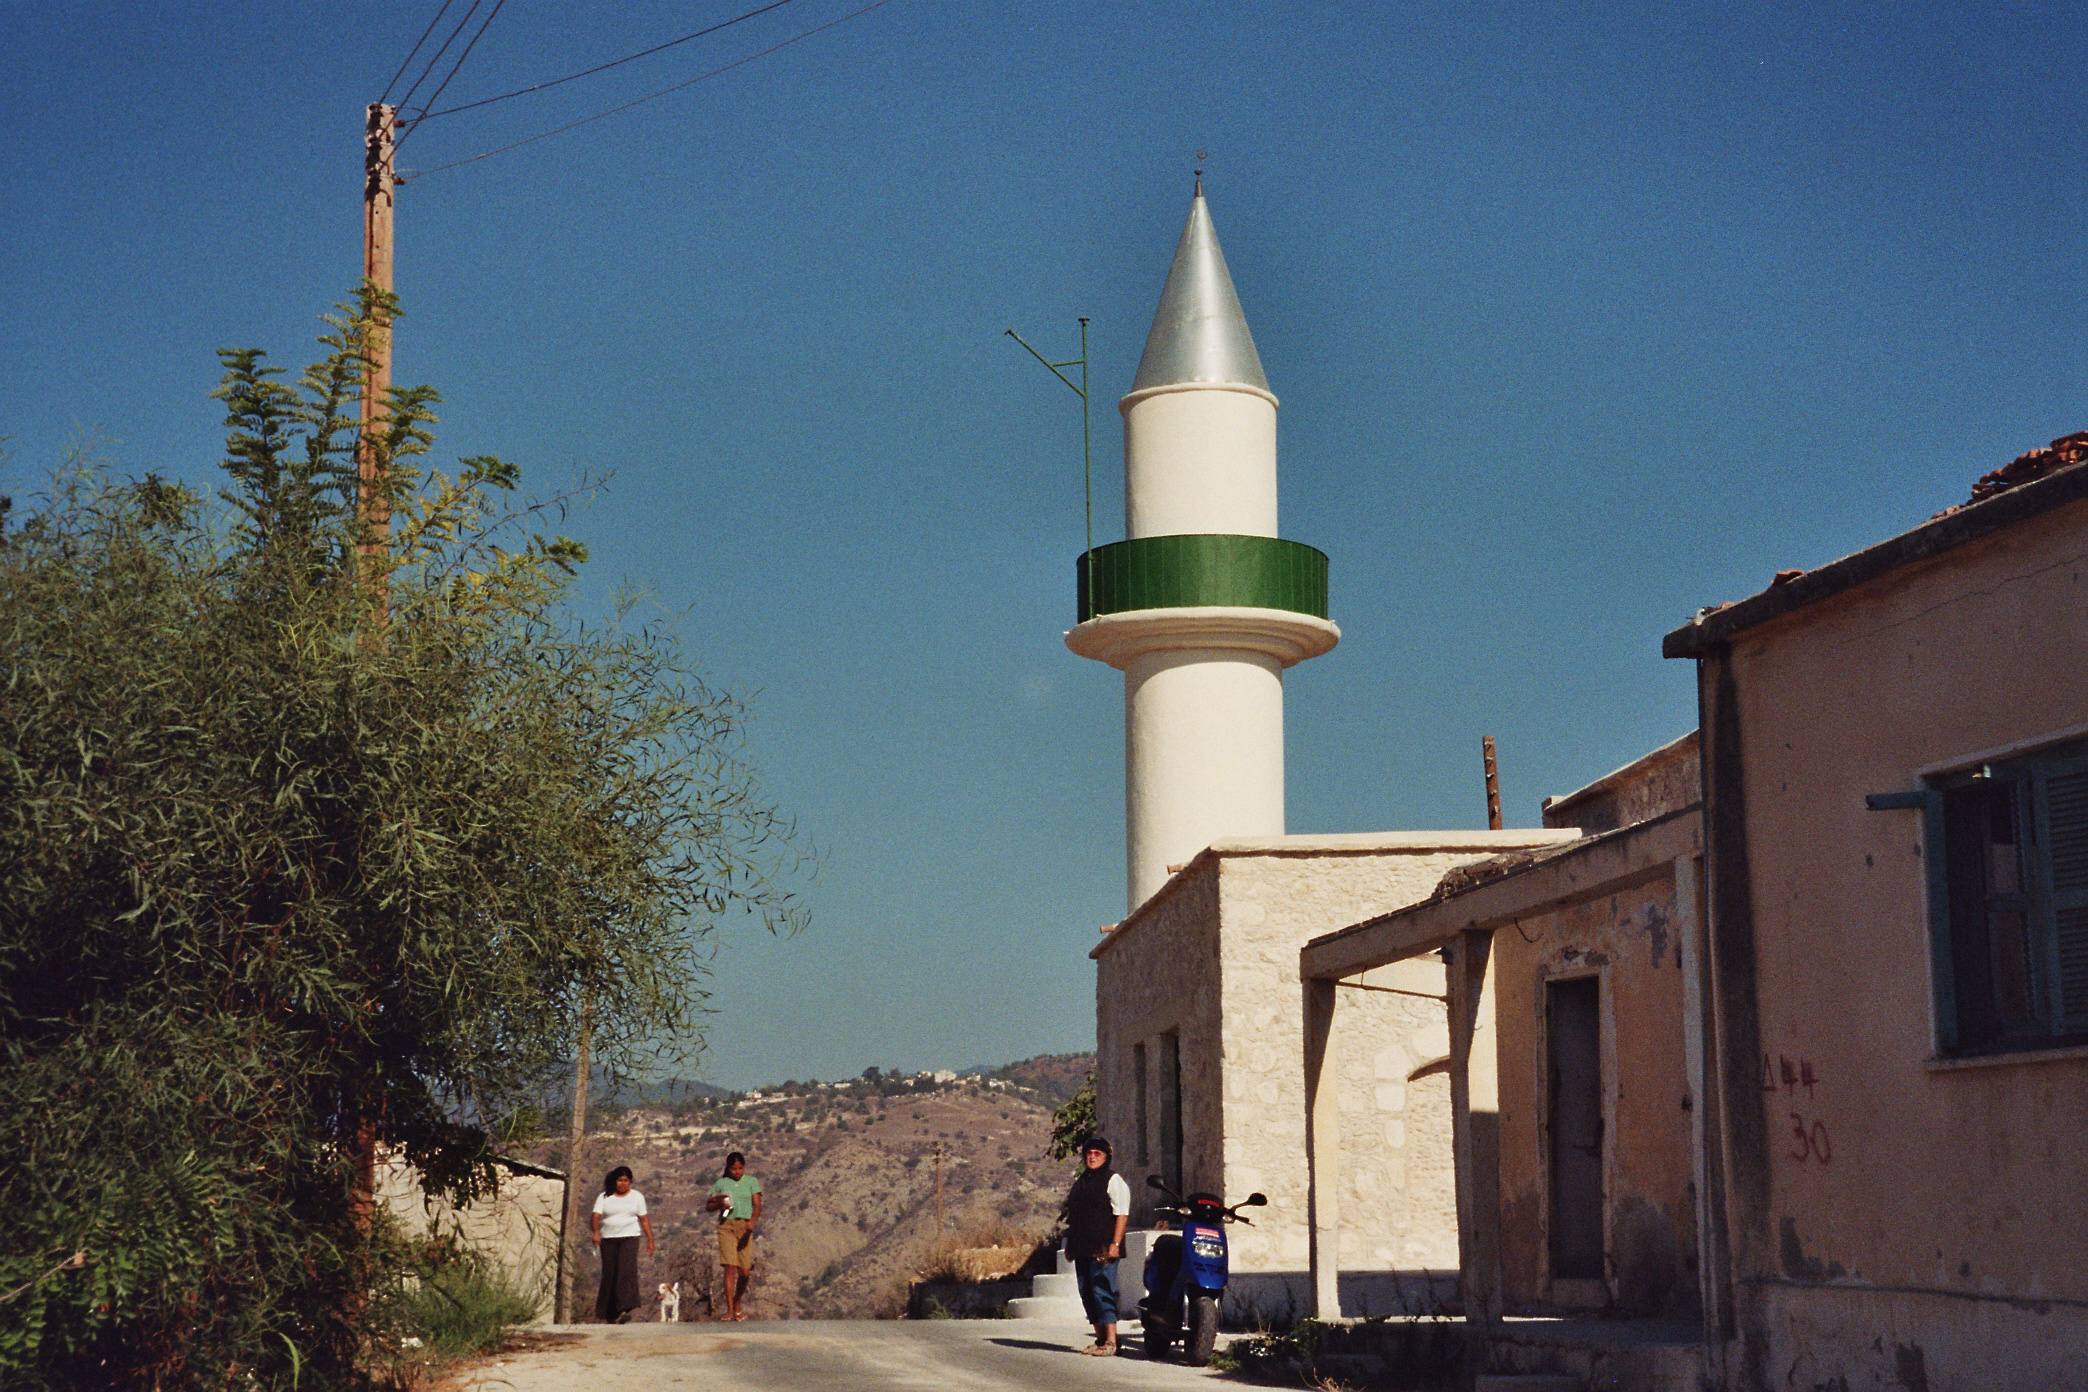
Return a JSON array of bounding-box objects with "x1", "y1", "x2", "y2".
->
[{"x1": 1005, "y1": 319, "x2": 1094, "y2": 558}]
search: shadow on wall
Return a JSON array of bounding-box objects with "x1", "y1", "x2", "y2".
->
[{"x1": 1224, "y1": 1271, "x2": 1461, "y2": 1327}]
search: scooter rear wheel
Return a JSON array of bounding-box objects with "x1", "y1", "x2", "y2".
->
[{"x1": 1184, "y1": 1293, "x2": 1218, "y2": 1367}]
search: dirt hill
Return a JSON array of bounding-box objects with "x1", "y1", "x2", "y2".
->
[{"x1": 538, "y1": 1055, "x2": 1093, "y2": 1321}]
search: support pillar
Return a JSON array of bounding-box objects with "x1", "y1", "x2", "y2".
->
[
  {"x1": 1303, "y1": 976, "x2": 1340, "y2": 1319},
  {"x1": 1448, "y1": 929, "x2": 1501, "y2": 1325}
]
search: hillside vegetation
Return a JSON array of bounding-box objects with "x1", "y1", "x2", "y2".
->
[{"x1": 543, "y1": 1053, "x2": 1094, "y2": 1319}]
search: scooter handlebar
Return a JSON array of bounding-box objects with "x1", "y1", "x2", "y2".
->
[{"x1": 1144, "y1": 1178, "x2": 1272, "y2": 1225}]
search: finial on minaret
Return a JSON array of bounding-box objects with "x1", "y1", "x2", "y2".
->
[{"x1": 1194, "y1": 150, "x2": 1207, "y2": 197}]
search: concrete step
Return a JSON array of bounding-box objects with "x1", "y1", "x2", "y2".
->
[
  {"x1": 1005, "y1": 1295, "x2": 1088, "y2": 1321},
  {"x1": 1475, "y1": 1377, "x2": 1583, "y2": 1392},
  {"x1": 1030, "y1": 1273, "x2": 1080, "y2": 1299}
]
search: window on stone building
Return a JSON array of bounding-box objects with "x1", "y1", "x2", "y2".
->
[
  {"x1": 1157, "y1": 1030, "x2": 1182, "y2": 1193},
  {"x1": 1133, "y1": 1042, "x2": 1149, "y2": 1167},
  {"x1": 1928, "y1": 736, "x2": 2088, "y2": 1055}
]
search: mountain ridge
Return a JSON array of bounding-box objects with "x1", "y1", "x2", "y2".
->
[{"x1": 536, "y1": 1051, "x2": 1094, "y2": 1320}]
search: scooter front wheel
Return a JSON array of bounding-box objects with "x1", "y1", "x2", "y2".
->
[{"x1": 1184, "y1": 1293, "x2": 1218, "y2": 1367}]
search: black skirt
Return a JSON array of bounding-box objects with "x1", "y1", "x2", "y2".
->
[{"x1": 595, "y1": 1236, "x2": 642, "y2": 1321}]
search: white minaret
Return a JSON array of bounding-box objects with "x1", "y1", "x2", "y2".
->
[{"x1": 1067, "y1": 183, "x2": 1339, "y2": 911}]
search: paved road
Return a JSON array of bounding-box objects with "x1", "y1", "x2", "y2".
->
[{"x1": 458, "y1": 1320, "x2": 1237, "y2": 1392}]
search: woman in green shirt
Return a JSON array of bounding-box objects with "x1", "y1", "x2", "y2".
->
[{"x1": 705, "y1": 1151, "x2": 763, "y2": 1320}]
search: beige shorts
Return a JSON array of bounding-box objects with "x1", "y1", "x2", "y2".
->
[{"x1": 717, "y1": 1217, "x2": 754, "y2": 1269}]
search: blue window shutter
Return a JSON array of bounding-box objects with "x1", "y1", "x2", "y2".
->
[{"x1": 2033, "y1": 759, "x2": 2088, "y2": 1031}]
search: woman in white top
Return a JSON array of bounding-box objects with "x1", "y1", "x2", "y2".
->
[
  {"x1": 591, "y1": 1165, "x2": 655, "y2": 1322},
  {"x1": 1061, "y1": 1136, "x2": 1131, "y2": 1355}
]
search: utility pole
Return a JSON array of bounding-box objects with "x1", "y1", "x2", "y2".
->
[
  {"x1": 360, "y1": 102, "x2": 398, "y2": 583},
  {"x1": 556, "y1": 999, "x2": 593, "y2": 1324},
  {"x1": 346, "y1": 104, "x2": 400, "y2": 1265},
  {"x1": 933, "y1": 1141, "x2": 945, "y2": 1241},
  {"x1": 1482, "y1": 735, "x2": 1502, "y2": 831}
]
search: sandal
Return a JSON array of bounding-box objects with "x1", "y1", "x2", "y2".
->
[{"x1": 1079, "y1": 1343, "x2": 1117, "y2": 1356}]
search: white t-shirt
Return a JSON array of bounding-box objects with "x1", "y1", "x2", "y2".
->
[
  {"x1": 1105, "y1": 1172, "x2": 1131, "y2": 1217},
  {"x1": 594, "y1": 1189, "x2": 648, "y2": 1239}
]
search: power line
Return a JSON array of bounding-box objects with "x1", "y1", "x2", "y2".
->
[
  {"x1": 400, "y1": 0, "x2": 897, "y2": 182},
  {"x1": 380, "y1": 0, "x2": 463, "y2": 106},
  {"x1": 407, "y1": 0, "x2": 797, "y2": 127},
  {"x1": 399, "y1": 0, "x2": 511, "y2": 146},
  {"x1": 395, "y1": 0, "x2": 486, "y2": 115}
]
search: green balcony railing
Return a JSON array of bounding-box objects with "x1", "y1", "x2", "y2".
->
[{"x1": 1076, "y1": 534, "x2": 1330, "y2": 624}]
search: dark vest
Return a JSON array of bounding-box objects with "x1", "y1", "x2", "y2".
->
[{"x1": 1064, "y1": 1168, "x2": 1118, "y2": 1259}]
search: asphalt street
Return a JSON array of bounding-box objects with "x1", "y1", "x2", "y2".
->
[{"x1": 458, "y1": 1319, "x2": 1237, "y2": 1392}]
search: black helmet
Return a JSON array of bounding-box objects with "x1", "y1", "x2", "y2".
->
[{"x1": 1079, "y1": 1135, "x2": 1112, "y2": 1158}]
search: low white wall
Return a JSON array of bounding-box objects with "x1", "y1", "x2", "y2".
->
[{"x1": 377, "y1": 1151, "x2": 564, "y2": 1324}]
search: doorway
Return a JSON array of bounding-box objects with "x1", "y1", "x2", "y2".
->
[{"x1": 1546, "y1": 974, "x2": 1604, "y2": 1282}]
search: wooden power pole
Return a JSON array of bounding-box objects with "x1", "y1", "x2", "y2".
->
[
  {"x1": 1482, "y1": 735, "x2": 1503, "y2": 831},
  {"x1": 359, "y1": 103, "x2": 398, "y2": 577},
  {"x1": 556, "y1": 1000, "x2": 593, "y2": 1324},
  {"x1": 933, "y1": 1142, "x2": 945, "y2": 1240},
  {"x1": 345, "y1": 104, "x2": 400, "y2": 1259}
]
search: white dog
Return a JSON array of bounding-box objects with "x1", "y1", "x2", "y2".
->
[{"x1": 657, "y1": 1281, "x2": 681, "y2": 1322}]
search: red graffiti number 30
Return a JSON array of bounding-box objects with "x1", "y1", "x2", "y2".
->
[{"x1": 1787, "y1": 1112, "x2": 1832, "y2": 1164}]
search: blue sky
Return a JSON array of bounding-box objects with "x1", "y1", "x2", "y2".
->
[{"x1": 3, "y1": 1, "x2": 2082, "y2": 1089}]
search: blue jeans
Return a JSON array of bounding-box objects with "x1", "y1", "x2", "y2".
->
[{"x1": 1074, "y1": 1255, "x2": 1119, "y2": 1326}]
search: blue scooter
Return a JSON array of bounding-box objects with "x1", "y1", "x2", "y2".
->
[{"x1": 1137, "y1": 1175, "x2": 1267, "y2": 1366}]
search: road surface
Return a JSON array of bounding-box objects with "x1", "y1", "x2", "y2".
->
[{"x1": 457, "y1": 1319, "x2": 1238, "y2": 1392}]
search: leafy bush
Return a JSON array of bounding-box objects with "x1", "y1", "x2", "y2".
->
[
  {"x1": 0, "y1": 289, "x2": 802, "y2": 1388},
  {"x1": 388, "y1": 1252, "x2": 538, "y2": 1360}
]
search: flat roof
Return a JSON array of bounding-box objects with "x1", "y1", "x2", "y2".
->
[
  {"x1": 1302, "y1": 806, "x2": 1700, "y2": 979},
  {"x1": 1093, "y1": 828, "x2": 1578, "y2": 960},
  {"x1": 1662, "y1": 460, "x2": 2088, "y2": 659}
]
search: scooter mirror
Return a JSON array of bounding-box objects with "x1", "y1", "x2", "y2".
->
[
  {"x1": 1245, "y1": 1193, "x2": 1268, "y2": 1206},
  {"x1": 1145, "y1": 1174, "x2": 1167, "y2": 1189}
]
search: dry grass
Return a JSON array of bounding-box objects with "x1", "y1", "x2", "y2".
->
[{"x1": 915, "y1": 1220, "x2": 1052, "y2": 1282}]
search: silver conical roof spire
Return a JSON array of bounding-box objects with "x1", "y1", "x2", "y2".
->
[{"x1": 1129, "y1": 185, "x2": 1269, "y2": 394}]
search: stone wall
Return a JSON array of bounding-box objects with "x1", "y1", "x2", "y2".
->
[{"x1": 1092, "y1": 861, "x2": 1223, "y2": 1223}]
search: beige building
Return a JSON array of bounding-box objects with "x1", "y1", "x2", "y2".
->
[
  {"x1": 1302, "y1": 747, "x2": 1711, "y2": 1387},
  {"x1": 1296, "y1": 451, "x2": 2088, "y2": 1389},
  {"x1": 1665, "y1": 453, "x2": 2088, "y2": 1390}
]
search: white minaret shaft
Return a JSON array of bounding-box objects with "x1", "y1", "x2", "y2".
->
[{"x1": 1068, "y1": 186, "x2": 1339, "y2": 911}]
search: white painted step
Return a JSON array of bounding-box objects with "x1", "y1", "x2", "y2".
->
[
  {"x1": 1005, "y1": 1294, "x2": 1089, "y2": 1320},
  {"x1": 1008, "y1": 1251, "x2": 1089, "y2": 1321}
]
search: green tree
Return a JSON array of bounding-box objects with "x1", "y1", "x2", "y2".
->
[
  {"x1": 1047, "y1": 1071, "x2": 1097, "y2": 1161},
  {"x1": 0, "y1": 289, "x2": 804, "y2": 1388}
]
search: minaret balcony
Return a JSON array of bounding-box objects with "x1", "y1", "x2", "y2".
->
[{"x1": 1076, "y1": 533, "x2": 1328, "y2": 624}]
